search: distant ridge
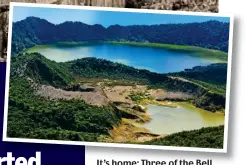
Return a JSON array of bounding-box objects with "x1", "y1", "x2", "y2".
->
[{"x1": 12, "y1": 17, "x2": 230, "y2": 55}]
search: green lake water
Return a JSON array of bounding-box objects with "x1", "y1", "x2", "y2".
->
[{"x1": 138, "y1": 103, "x2": 224, "y2": 135}]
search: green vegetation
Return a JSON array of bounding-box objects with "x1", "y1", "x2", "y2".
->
[
  {"x1": 193, "y1": 92, "x2": 225, "y2": 112},
  {"x1": 128, "y1": 92, "x2": 146, "y2": 103},
  {"x1": 12, "y1": 17, "x2": 230, "y2": 56},
  {"x1": 26, "y1": 42, "x2": 105, "y2": 53},
  {"x1": 7, "y1": 52, "x2": 226, "y2": 148},
  {"x1": 25, "y1": 45, "x2": 54, "y2": 51},
  {"x1": 128, "y1": 92, "x2": 153, "y2": 103},
  {"x1": 142, "y1": 126, "x2": 224, "y2": 149},
  {"x1": 11, "y1": 52, "x2": 74, "y2": 87},
  {"x1": 64, "y1": 56, "x2": 226, "y2": 112},
  {"x1": 10, "y1": 53, "x2": 227, "y2": 113},
  {"x1": 8, "y1": 77, "x2": 121, "y2": 141},
  {"x1": 9, "y1": 17, "x2": 229, "y2": 148},
  {"x1": 24, "y1": 129, "x2": 101, "y2": 141},
  {"x1": 169, "y1": 63, "x2": 227, "y2": 96},
  {"x1": 8, "y1": 54, "x2": 126, "y2": 141},
  {"x1": 188, "y1": 79, "x2": 226, "y2": 96}
]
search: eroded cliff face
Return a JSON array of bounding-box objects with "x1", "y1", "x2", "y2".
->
[{"x1": 0, "y1": 0, "x2": 219, "y2": 60}]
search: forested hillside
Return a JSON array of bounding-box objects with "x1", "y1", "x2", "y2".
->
[
  {"x1": 67, "y1": 56, "x2": 226, "y2": 112},
  {"x1": 11, "y1": 52, "x2": 226, "y2": 112},
  {"x1": 169, "y1": 64, "x2": 227, "y2": 96},
  {"x1": 11, "y1": 17, "x2": 230, "y2": 55},
  {"x1": 9, "y1": 53, "x2": 122, "y2": 140},
  {"x1": 8, "y1": 77, "x2": 122, "y2": 141},
  {"x1": 7, "y1": 52, "x2": 226, "y2": 147},
  {"x1": 142, "y1": 126, "x2": 224, "y2": 148},
  {"x1": 174, "y1": 64, "x2": 227, "y2": 85},
  {"x1": 11, "y1": 53, "x2": 75, "y2": 87}
]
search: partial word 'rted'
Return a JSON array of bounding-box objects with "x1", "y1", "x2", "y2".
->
[{"x1": 0, "y1": 152, "x2": 41, "y2": 165}]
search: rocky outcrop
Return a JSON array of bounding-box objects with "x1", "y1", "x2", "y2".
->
[
  {"x1": 132, "y1": 104, "x2": 146, "y2": 112},
  {"x1": 64, "y1": 84, "x2": 97, "y2": 92},
  {"x1": 36, "y1": 84, "x2": 110, "y2": 106},
  {"x1": 155, "y1": 92, "x2": 194, "y2": 101}
]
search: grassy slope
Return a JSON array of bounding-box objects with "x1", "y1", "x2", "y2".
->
[
  {"x1": 169, "y1": 76, "x2": 226, "y2": 97},
  {"x1": 186, "y1": 78, "x2": 226, "y2": 96},
  {"x1": 169, "y1": 63, "x2": 227, "y2": 97},
  {"x1": 142, "y1": 126, "x2": 224, "y2": 149}
]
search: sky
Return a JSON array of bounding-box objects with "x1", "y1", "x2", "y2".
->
[{"x1": 12, "y1": 6, "x2": 230, "y2": 27}]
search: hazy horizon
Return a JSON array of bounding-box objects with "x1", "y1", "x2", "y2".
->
[
  {"x1": 14, "y1": 15, "x2": 229, "y2": 28},
  {"x1": 13, "y1": 6, "x2": 230, "y2": 27}
]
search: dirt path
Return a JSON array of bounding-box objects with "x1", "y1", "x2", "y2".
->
[{"x1": 168, "y1": 76, "x2": 192, "y2": 83}]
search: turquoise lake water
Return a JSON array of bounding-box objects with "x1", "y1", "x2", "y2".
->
[{"x1": 27, "y1": 44, "x2": 219, "y2": 73}]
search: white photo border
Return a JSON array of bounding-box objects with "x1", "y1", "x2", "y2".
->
[{"x1": 3, "y1": 2, "x2": 234, "y2": 153}]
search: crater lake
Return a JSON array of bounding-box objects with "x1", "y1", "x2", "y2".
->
[{"x1": 26, "y1": 43, "x2": 223, "y2": 73}]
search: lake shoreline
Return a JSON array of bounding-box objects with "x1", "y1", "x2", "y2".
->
[
  {"x1": 106, "y1": 41, "x2": 227, "y2": 62},
  {"x1": 26, "y1": 41, "x2": 228, "y2": 63},
  {"x1": 106, "y1": 99, "x2": 225, "y2": 143},
  {"x1": 104, "y1": 102, "x2": 171, "y2": 143}
]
